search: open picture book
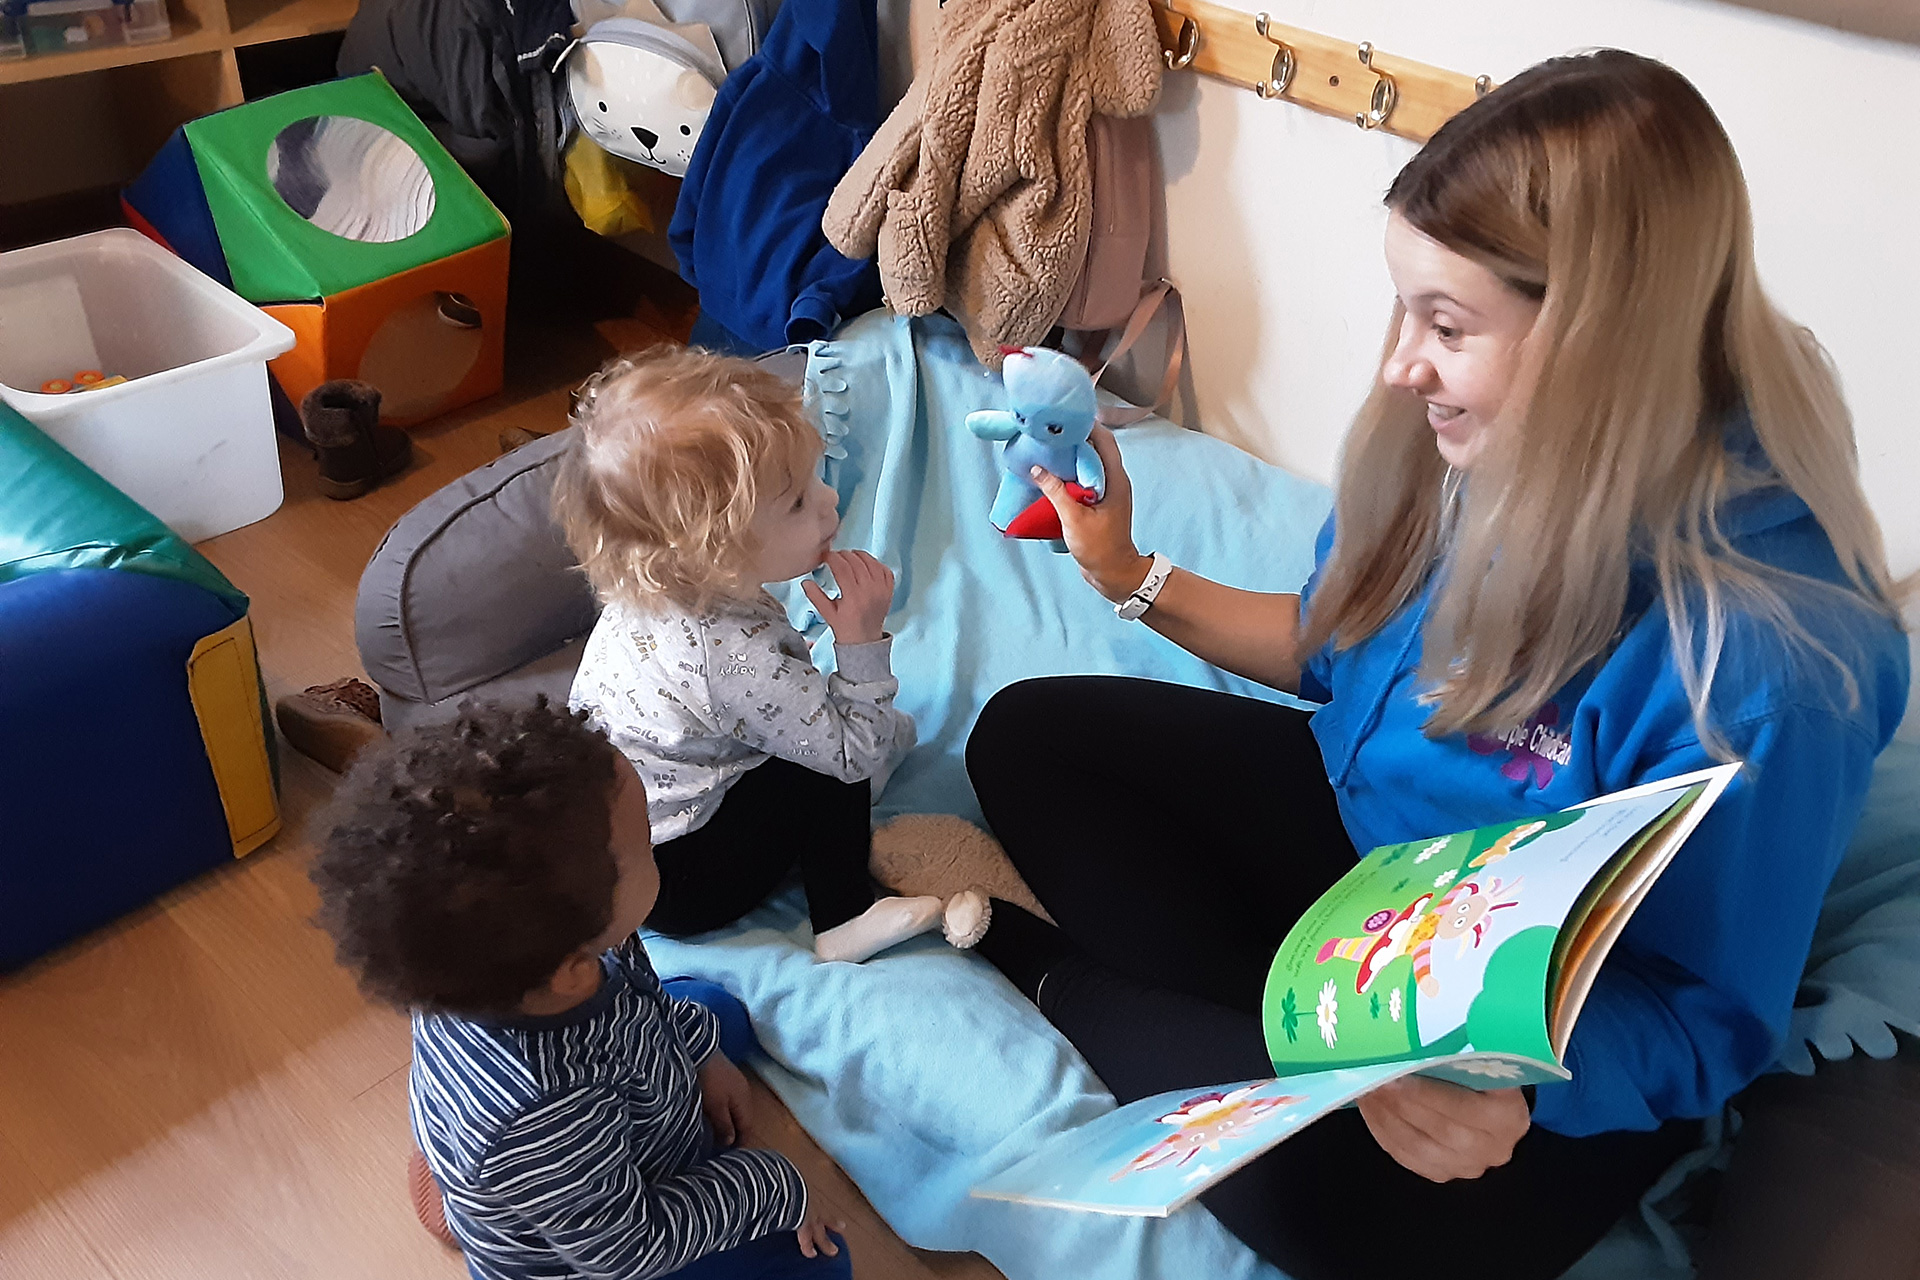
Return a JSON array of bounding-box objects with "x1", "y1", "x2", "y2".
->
[{"x1": 971, "y1": 763, "x2": 1742, "y2": 1217}]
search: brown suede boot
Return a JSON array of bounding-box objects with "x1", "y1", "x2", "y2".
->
[
  {"x1": 274, "y1": 677, "x2": 385, "y2": 773},
  {"x1": 301, "y1": 380, "x2": 412, "y2": 500}
]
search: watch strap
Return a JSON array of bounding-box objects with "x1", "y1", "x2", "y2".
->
[{"x1": 1115, "y1": 551, "x2": 1174, "y2": 621}]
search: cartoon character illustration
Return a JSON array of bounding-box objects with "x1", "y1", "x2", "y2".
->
[
  {"x1": 564, "y1": 19, "x2": 724, "y2": 178},
  {"x1": 1315, "y1": 894, "x2": 1434, "y2": 995},
  {"x1": 1111, "y1": 1086, "x2": 1301, "y2": 1180},
  {"x1": 1409, "y1": 876, "x2": 1524, "y2": 996},
  {"x1": 1316, "y1": 874, "x2": 1526, "y2": 998},
  {"x1": 1469, "y1": 819, "x2": 1548, "y2": 868},
  {"x1": 965, "y1": 347, "x2": 1105, "y2": 550}
]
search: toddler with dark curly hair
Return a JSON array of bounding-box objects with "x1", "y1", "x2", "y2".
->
[{"x1": 310, "y1": 698, "x2": 850, "y2": 1280}]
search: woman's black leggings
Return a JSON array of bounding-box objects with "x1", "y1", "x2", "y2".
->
[
  {"x1": 645, "y1": 757, "x2": 874, "y2": 937},
  {"x1": 967, "y1": 676, "x2": 1700, "y2": 1280}
]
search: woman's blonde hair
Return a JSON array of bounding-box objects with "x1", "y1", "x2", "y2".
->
[
  {"x1": 551, "y1": 345, "x2": 823, "y2": 613},
  {"x1": 1299, "y1": 49, "x2": 1901, "y2": 755}
]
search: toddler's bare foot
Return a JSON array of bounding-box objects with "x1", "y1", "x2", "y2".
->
[{"x1": 813, "y1": 896, "x2": 943, "y2": 964}]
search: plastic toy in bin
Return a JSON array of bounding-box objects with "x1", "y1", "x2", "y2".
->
[
  {"x1": 40, "y1": 369, "x2": 127, "y2": 395},
  {"x1": 122, "y1": 71, "x2": 509, "y2": 428}
]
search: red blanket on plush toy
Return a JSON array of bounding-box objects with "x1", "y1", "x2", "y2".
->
[{"x1": 1003, "y1": 483, "x2": 1098, "y2": 541}]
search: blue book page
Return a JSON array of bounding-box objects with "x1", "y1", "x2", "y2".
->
[
  {"x1": 972, "y1": 1076, "x2": 1387, "y2": 1217},
  {"x1": 970, "y1": 1051, "x2": 1568, "y2": 1217}
]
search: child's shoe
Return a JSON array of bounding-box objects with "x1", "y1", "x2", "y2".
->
[
  {"x1": 301, "y1": 379, "x2": 412, "y2": 499},
  {"x1": 274, "y1": 677, "x2": 385, "y2": 773},
  {"x1": 499, "y1": 425, "x2": 553, "y2": 454},
  {"x1": 408, "y1": 1146, "x2": 458, "y2": 1250}
]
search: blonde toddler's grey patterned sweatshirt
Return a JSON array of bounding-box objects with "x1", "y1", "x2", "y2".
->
[{"x1": 570, "y1": 592, "x2": 916, "y2": 843}]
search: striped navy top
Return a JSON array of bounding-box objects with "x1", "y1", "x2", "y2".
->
[{"x1": 410, "y1": 937, "x2": 807, "y2": 1279}]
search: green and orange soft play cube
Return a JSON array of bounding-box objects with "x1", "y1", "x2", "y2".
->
[{"x1": 124, "y1": 72, "x2": 509, "y2": 427}]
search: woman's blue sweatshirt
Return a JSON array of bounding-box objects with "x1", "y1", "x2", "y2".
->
[{"x1": 1297, "y1": 451, "x2": 1909, "y2": 1138}]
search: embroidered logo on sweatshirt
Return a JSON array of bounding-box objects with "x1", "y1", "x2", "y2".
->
[{"x1": 1468, "y1": 701, "x2": 1572, "y2": 787}]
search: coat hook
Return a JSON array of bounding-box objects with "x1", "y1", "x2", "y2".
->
[
  {"x1": 1258, "y1": 44, "x2": 1296, "y2": 97},
  {"x1": 1352, "y1": 40, "x2": 1396, "y2": 128},
  {"x1": 1253, "y1": 13, "x2": 1295, "y2": 99},
  {"x1": 1163, "y1": 11, "x2": 1199, "y2": 70},
  {"x1": 1356, "y1": 74, "x2": 1397, "y2": 128}
]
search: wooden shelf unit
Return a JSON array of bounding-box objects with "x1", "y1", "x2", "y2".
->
[
  {"x1": 0, "y1": 0, "x2": 355, "y2": 230},
  {"x1": 0, "y1": 0, "x2": 354, "y2": 84}
]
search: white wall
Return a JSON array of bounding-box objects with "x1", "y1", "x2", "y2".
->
[
  {"x1": 1153, "y1": 0, "x2": 1920, "y2": 578},
  {"x1": 1144, "y1": 0, "x2": 1920, "y2": 733}
]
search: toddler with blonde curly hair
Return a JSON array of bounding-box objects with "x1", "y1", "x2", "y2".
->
[{"x1": 554, "y1": 345, "x2": 987, "y2": 963}]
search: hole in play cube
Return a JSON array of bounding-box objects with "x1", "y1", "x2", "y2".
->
[
  {"x1": 356, "y1": 290, "x2": 485, "y2": 423},
  {"x1": 266, "y1": 116, "x2": 437, "y2": 244}
]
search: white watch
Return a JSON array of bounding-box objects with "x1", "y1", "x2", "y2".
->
[{"x1": 1115, "y1": 551, "x2": 1174, "y2": 621}]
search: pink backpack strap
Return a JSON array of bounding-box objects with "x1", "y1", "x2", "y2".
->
[{"x1": 1092, "y1": 280, "x2": 1188, "y2": 427}]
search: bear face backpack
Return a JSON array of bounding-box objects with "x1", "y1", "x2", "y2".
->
[
  {"x1": 564, "y1": 17, "x2": 725, "y2": 176},
  {"x1": 559, "y1": 0, "x2": 777, "y2": 178}
]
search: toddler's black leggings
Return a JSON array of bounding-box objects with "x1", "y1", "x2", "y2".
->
[
  {"x1": 967, "y1": 676, "x2": 1700, "y2": 1280},
  {"x1": 645, "y1": 757, "x2": 874, "y2": 937}
]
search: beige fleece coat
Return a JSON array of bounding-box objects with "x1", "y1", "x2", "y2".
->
[{"x1": 822, "y1": 0, "x2": 1161, "y2": 364}]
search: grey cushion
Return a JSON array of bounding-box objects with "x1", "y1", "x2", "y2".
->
[
  {"x1": 355, "y1": 427, "x2": 595, "y2": 725},
  {"x1": 355, "y1": 347, "x2": 810, "y2": 728}
]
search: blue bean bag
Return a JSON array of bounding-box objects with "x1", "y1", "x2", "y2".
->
[{"x1": 0, "y1": 402, "x2": 279, "y2": 970}]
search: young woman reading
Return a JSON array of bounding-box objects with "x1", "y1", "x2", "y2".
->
[{"x1": 958, "y1": 49, "x2": 1908, "y2": 1280}]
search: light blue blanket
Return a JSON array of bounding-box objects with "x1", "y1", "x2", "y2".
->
[
  {"x1": 648, "y1": 310, "x2": 1920, "y2": 1280},
  {"x1": 795, "y1": 310, "x2": 1330, "y2": 826}
]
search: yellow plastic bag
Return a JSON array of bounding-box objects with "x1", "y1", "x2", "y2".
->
[{"x1": 564, "y1": 133, "x2": 658, "y2": 238}]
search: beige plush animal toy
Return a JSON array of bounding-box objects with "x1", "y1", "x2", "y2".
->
[
  {"x1": 823, "y1": 0, "x2": 1162, "y2": 365},
  {"x1": 870, "y1": 813, "x2": 1053, "y2": 923}
]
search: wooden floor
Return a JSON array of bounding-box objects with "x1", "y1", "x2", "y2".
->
[{"x1": 0, "y1": 275, "x2": 1003, "y2": 1280}]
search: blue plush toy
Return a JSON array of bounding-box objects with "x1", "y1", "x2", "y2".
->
[{"x1": 966, "y1": 347, "x2": 1106, "y2": 550}]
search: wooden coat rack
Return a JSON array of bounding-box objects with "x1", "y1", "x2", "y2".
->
[{"x1": 1151, "y1": 0, "x2": 1493, "y2": 143}]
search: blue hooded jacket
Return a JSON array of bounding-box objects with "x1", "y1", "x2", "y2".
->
[
  {"x1": 669, "y1": 0, "x2": 883, "y2": 351},
  {"x1": 1297, "y1": 441, "x2": 1909, "y2": 1138}
]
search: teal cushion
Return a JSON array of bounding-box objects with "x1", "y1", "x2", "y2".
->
[
  {"x1": 0, "y1": 400, "x2": 245, "y2": 614},
  {"x1": 1780, "y1": 738, "x2": 1920, "y2": 1073}
]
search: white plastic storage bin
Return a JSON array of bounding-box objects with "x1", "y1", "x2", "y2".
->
[{"x1": 0, "y1": 229, "x2": 295, "y2": 542}]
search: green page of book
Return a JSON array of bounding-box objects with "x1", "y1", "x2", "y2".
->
[{"x1": 1261, "y1": 787, "x2": 1700, "y2": 1082}]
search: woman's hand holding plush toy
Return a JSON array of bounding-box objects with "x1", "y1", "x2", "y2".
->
[
  {"x1": 1035, "y1": 426, "x2": 1305, "y2": 692},
  {"x1": 1029, "y1": 426, "x2": 1150, "y2": 602}
]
